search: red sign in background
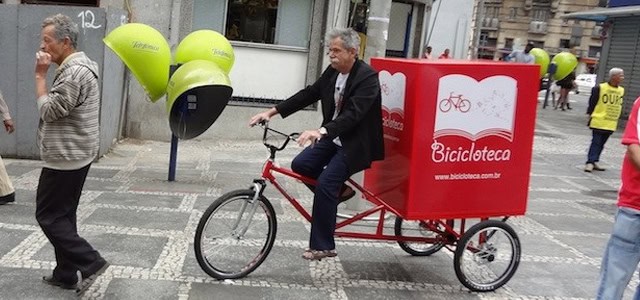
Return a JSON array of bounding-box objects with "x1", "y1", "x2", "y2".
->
[{"x1": 364, "y1": 58, "x2": 539, "y2": 220}]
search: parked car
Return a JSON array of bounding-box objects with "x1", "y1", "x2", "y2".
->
[{"x1": 575, "y1": 74, "x2": 597, "y2": 94}]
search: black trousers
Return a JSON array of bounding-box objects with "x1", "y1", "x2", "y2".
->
[{"x1": 35, "y1": 164, "x2": 103, "y2": 283}]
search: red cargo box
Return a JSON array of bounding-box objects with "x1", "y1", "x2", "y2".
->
[{"x1": 364, "y1": 58, "x2": 539, "y2": 220}]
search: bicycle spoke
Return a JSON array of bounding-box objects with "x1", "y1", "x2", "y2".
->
[
  {"x1": 395, "y1": 217, "x2": 445, "y2": 256},
  {"x1": 195, "y1": 190, "x2": 277, "y2": 279},
  {"x1": 454, "y1": 220, "x2": 520, "y2": 291}
]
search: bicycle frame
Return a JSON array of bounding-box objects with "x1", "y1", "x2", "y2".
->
[
  {"x1": 249, "y1": 122, "x2": 505, "y2": 247},
  {"x1": 258, "y1": 159, "x2": 470, "y2": 244}
]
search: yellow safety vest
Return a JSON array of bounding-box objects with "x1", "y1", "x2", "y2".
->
[{"x1": 590, "y1": 83, "x2": 624, "y2": 131}]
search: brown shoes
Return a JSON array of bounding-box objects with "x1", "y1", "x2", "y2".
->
[
  {"x1": 302, "y1": 248, "x2": 338, "y2": 261},
  {"x1": 339, "y1": 185, "x2": 356, "y2": 203}
]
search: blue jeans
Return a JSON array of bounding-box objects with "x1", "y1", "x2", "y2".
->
[
  {"x1": 597, "y1": 207, "x2": 640, "y2": 300},
  {"x1": 587, "y1": 129, "x2": 613, "y2": 164},
  {"x1": 291, "y1": 138, "x2": 350, "y2": 251}
]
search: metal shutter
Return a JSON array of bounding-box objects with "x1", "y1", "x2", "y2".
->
[{"x1": 605, "y1": 17, "x2": 640, "y2": 120}]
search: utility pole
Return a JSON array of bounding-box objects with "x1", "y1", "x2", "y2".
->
[
  {"x1": 343, "y1": 0, "x2": 392, "y2": 213},
  {"x1": 363, "y1": 0, "x2": 393, "y2": 63}
]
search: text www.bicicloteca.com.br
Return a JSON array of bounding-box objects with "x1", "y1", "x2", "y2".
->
[{"x1": 434, "y1": 172, "x2": 502, "y2": 180}]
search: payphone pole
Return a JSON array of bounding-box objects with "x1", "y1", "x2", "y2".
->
[{"x1": 168, "y1": 65, "x2": 179, "y2": 182}]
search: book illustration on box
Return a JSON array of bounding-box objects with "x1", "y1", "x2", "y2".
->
[
  {"x1": 379, "y1": 70, "x2": 407, "y2": 142},
  {"x1": 434, "y1": 75, "x2": 517, "y2": 142}
]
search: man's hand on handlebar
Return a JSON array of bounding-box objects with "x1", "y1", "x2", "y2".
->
[
  {"x1": 297, "y1": 129, "x2": 323, "y2": 147},
  {"x1": 249, "y1": 112, "x2": 271, "y2": 127},
  {"x1": 249, "y1": 108, "x2": 279, "y2": 127}
]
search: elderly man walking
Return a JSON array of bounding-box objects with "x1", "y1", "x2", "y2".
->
[{"x1": 34, "y1": 14, "x2": 108, "y2": 295}]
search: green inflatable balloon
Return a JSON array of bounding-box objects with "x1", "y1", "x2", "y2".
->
[
  {"x1": 529, "y1": 48, "x2": 549, "y2": 78},
  {"x1": 174, "y1": 30, "x2": 235, "y2": 74},
  {"x1": 166, "y1": 60, "x2": 233, "y2": 139},
  {"x1": 104, "y1": 23, "x2": 171, "y2": 102},
  {"x1": 551, "y1": 52, "x2": 578, "y2": 81}
]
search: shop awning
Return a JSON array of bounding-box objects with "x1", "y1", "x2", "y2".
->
[{"x1": 561, "y1": 6, "x2": 640, "y2": 22}]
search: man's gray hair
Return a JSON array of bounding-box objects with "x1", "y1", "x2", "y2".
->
[
  {"x1": 42, "y1": 14, "x2": 79, "y2": 49},
  {"x1": 325, "y1": 28, "x2": 360, "y2": 52},
  {"x1": 609, "y1": 67, "x2": 624, "y2": 78}
]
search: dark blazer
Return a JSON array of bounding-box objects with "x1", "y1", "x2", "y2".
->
[{"x1": 276, "y1": 60, "x2": 384, "y2": 174}]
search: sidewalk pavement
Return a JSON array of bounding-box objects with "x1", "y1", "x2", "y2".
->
[{"x1": 0, "y1": 91, "x2": 634, "y2": 299}]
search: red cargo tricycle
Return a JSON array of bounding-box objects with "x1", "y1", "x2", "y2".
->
[
  {"x1": 194, "y1": 122, "x2": 522, "y2": 292},
  {"x1": 194, "y1": 58, "x2": 538, "y2": 292}
]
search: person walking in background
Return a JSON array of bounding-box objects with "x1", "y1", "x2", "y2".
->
[
  {"x1": 249, "y1": 28, "x2": 384, "y2": 261},
  {"x1": 506, "y1": 43, "x2": 535, "y2": 64},
  {"x1": 34, "y1": 14, "x2": 109, "y2": 295},
  {"x1": 0, "y1": 88, "x2": 16, "y2": 205},
  {"x1": 549, "y1": 78, "x2": 560, "y2": 107},
  {"x1": 596, "y1": 94, "x2": 640, "y2": 300},
  {"x1": 584, "y1": 67, "x2": 624, "y2": 172},
  {"x1": 438, "y1": 48, "x2": 451, "y2": 59},
  {"x1": 423, "y1": 45, "x2": 433, "y2": 60},
  {"x1": 555, "y1": 71, "x2": 577, "y2": 111}
]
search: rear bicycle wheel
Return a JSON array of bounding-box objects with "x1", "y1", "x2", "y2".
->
[
  {"x1": 394, "y1": 217, "x2": 445, "y2": 256},
  {"x1": 459, "y1": 99, "x2": 471, "y2": 112},
  {"x1": 453, "y1": 220, "x2": 520, "y2": 292},
  {"x1": 194, "y1": 189, "x2": 277, "y2": 279}
]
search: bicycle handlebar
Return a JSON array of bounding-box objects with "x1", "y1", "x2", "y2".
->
[{"x1": 258, "y1": 121, "x2": 299, "y2": 152}]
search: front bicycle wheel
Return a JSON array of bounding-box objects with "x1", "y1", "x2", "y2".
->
[
  {"x1": 194, "y1": 189, "x2": 277, "y2": 279},
  {"x1": 394, "y1": 217, "x2": 445, "y2": 256},
  {"x1": 439, "y1": 99, "x2": 452, "y2": 112},
  {"x1": 453, "y1": 220, "x2": 520, "y2": 292}
]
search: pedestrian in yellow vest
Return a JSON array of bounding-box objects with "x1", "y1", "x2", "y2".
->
[{"x1": 585, "y1": 68, "x2": 625, "y2": 172}]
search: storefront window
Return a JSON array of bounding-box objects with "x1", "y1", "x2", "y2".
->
[
  {"x1": 349, "y1": 1, "x2": 368, "y2": 34},
  {"x1": 226, "y1": 0, "x2": 278, "y2": 44},
  {"x1": 193, "y1": 0, "x2": 312, "y2": 48}
]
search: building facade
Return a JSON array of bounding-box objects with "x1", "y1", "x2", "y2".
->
[
  {"x1": 473, "y1": 0, "x2": 606, "y2": 74},
  {"x1": 564, "y1": 0, "x2": 640, "y2": 122},
  {"x1": 1, "y1": 0, "x2": 438, "y2": 144}
]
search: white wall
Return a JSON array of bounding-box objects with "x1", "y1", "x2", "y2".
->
[
  {"x1": 425, "y1": 0, "x2": 473, "y2": 59},
  {"x1": 230, "y1": 46, "x2": 309, "y2": 100}
]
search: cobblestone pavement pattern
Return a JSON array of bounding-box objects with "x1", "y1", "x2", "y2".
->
[{"x1": 0, "y1": 93, "x2": 636, "y2": 299}]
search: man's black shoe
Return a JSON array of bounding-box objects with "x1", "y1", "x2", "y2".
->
[
  {"x1": 0, "y1": 192, "x2": 15, "y2": 205},
  {"x1": 76, "y1": 261, "x2": 110, "y2": 296},
  {"x1": 42, "y1": 275, "x2": 77, "y2": 290},
  {"x1": 338, "y1": 185, "x2": 356, "y2": 203}
]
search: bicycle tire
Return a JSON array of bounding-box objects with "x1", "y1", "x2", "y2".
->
[
  {"x1": 459, "y1": 99, "x2": 471, "y2": 112},
  {"x1": 194, "y1": 189, "x2": 277, "y2": 279},
  {"x1": 394, "y1": 217, "x2": 445, "y2": 256},
  {"x1": 453, "y1": 220, "x2": 520, "y2": 292},
  {"x1": 439, "y1": 99, "x2": 452, "y2": 112}
]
